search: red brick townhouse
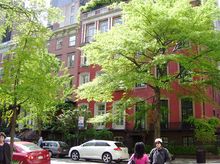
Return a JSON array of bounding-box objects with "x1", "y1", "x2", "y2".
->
[
  {"x1": 48, "y1": 0, "x2": 220, "y2": 150},
  {"x1": 76, "y1": 0, "x2": 220, "y2": 149}
]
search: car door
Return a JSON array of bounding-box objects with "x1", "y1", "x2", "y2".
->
[
  {"x1": 94, "y1": 141, "x2": 110, "y2": 159},
  {"x1": 80, "y1": 141, "x2": 95, "y2": 159}
]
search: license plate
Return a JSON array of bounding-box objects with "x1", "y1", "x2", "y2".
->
[{"x1": 38, "y1": 156, "x2": 43, "y2": 159}]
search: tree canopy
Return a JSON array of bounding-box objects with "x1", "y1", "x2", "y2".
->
[
  {"x1": 0, "y1": 0, "x2": 72, "y2": 146},
  {"x1": 78, "y1": 0, "x2": 220, "y2": 138}
]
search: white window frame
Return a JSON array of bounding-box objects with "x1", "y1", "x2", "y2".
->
[
  {"x1": 79, "y1": 72, "x2": 90, "y2": 85},
  {"x1": 94, "y1": 102, "x2": 106, "y2": 129},
  {"x1": 80, "y1": 54, "x2": 88, "y2": 66},
  {"x1": 112, "y1": 16, "x2": 122, "y2": 26},
  {"x1": 69, "y1": 35, "x2": 76, "y2": 46},
  {"x1": 56, "y1": 38, "x2": 63, "y2": 50},
  {"x1": 112, "y1": 101, "x2": 125, "y2": 129},
  {"x1": 67, "y1": 53, "x2": 75, "y2": 67},
  {"x1": 0, "y1": 68, "x2": 3, "y2": 79},
  {"x1": 70, "y1": 16, "x2": 75, "y2": 24},
  {"x1": 85, "y1": 23, "x2": 96, "y2": 43},
  {"x1": 99, "y1": 19, "x2": 108, "y2": 33},
  {"x1": 71, "y1": 5, "x2": 75, "y2": 13}
]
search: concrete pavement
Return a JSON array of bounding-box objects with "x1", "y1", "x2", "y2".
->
[
  {"x1": 51, "y1": 157, "x2": 220, "y2": 164},
  {"x1": 170, "y1": 158, "x2": 220, "y2": 164}
]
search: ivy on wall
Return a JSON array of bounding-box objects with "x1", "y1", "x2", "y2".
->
[{"x1": 80, "y1": 0, "x2": 127, "y2": 12}]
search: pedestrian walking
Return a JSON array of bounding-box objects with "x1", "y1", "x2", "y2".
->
[
  {"x1": 0, "y1": 132, "x2": 11, "y2": 164},
  {"x1": 38, "y1": 136, "x2": 43, "y2": 148},
  {"x1": 149, "y1": 138, "x2": 170, "y2": 164},
  {"x1": 128, "y1": 142, "x2": 149, "y2": 164}
]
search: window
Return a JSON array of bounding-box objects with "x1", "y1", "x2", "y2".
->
[
  {"x1": 83, "y1": 142, "x2": 95, "y2": 147},
  {"x1": 96, "y1": 71, "x2": 104, "y2": 77},
  {"x1": 85, "y1": 23, "x2": 96, "y2": 43},
  {"x1": 79, "y1": 73, "x2": 90, "y2": 85},
  {"x1": 70, "y1": 16, "x2": 75, "y2": 24},
  {"x1": 95, "y1": 102, "x2": 106, "y2": 128},
  {"x1": 160, "y1": 99, "x2": 169, "y2": 129},
  {"x1": 56, "y1": 55, "x2": 62, "y2": 66},
  {"x1": 0, "y1": 68, "x2": 3, "y2": 79},
  {"x1": 112, "y1": 17, "x2": 122, "y2": 26},
  {"x1": 135, "y1": 102, "x2": 146, "y2": 130},
  {"x1": 69, "y1": 35, "x2": 76, "y2": 46},
  {"x1": 79, "y1": 104, "x2": 88, "y2": 110},
  {"x1": 179, "y1": 64, "x2": 193, "y2": 83},
  {"x1": 69, "y1": 76, "x2": 73, "y2": 88},
  {"x1": 183, "y1": 136, "x2": 194, "y2": 146},
  {"x1": 80, "y1": 54, "x2": 88, "y2": 66},
  {"x1": 112, "y1": 101, "x2": 125, "y2": 129},
  {"x1": 99, "y1": 20, "x2": 108, "y2": 33},
  {"x1": 71, "y1": 6, "x2": 75, "y2": 13},
  {"x1": 67, "y1": 53, "x2": 75, "y2": 67},
  {"x1": 156, "y1": 64, "x2": 168, "y2": 77},
  {"x1": 181, "y1": 98, "x2": 193, "y2": 127},
  {"x1": 95, "y1": 142, "x2": 110, "y2": 146},
  {"x1": 56, "y1": 38, "x2": 63, "y2": 50}
]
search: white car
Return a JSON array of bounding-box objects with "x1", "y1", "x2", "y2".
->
[{"x1": 68, "y1": 140, "x2": 129, "y2": 163}]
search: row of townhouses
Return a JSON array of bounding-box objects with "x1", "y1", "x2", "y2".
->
[
  {"x1": 47, "y1": 0, "x2": 220, "y2": 149},
  {"x1": 0, "y1": 0, "x2": 220, "y2": 150}
]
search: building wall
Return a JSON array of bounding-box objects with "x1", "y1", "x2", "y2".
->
[{"x1": 48, "y1": 1, "x2": 220, "y2": 148}]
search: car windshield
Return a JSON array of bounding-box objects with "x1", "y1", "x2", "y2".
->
[
  {"x1": 115, "y1": 142, "x2": 126, "y2": 147},
  {"x1": 18, "y1": 143, "x2": 42, "y2": 152}
]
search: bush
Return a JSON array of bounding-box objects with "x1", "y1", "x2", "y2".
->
[{"x1": 167, "y1": 145, "x2": 196, "y2": 155}]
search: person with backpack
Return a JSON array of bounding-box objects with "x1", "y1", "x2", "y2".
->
[
  {"x1": 128, "y1": 142, "x2": 149, "y2": 164},
  {"x1": 149, "y1": 138, "x2": 170, "y2": 164}
]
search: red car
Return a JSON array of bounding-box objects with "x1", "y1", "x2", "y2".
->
[{"x1": 12, "y1": 141, "x2": 50, "y2": 164}]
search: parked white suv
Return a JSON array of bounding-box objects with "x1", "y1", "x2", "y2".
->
[{"x1": 68, "y1": 140, "x2": 129, "y2": 163}]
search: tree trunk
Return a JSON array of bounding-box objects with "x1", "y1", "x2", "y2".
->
[{"x1": 154, "y1": 87, "x2": 161, "y2": 139}]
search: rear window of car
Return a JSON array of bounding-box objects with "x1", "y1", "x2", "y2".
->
[
  {"x1": 58, "y1": 142, "x2": 68, "y2": 147},
  {"x1": 18, "y1": 143, "x2": 42, "y2": 152},
  {"x1": 115, "y1": 142, "x2": 126, "y2": 147}
]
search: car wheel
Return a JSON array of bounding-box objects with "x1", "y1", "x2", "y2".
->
[
  {"x1": 102, "y1": 152, "x2": 112, "y2": 163},
  {"x1": 71, "y1": 150, "x2": 80, "y2": 161}
]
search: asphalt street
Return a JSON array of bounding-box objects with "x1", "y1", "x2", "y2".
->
[{"x1": 51, "y1": 157, "x2": 220, "y2": 164}]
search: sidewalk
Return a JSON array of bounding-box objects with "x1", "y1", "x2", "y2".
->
[{"x1": 170, "y1": 158, "x2": 220, "y2": 164}]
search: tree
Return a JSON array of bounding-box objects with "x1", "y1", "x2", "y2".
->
[
  {"x1": 188, "y1": 117, "x2": 220, "y2": 144},
  {"x1": 77, "y1": 0, "x2": 220, "y2": 139},
  {"x1": 0, "y1": 0, "x2": 72, "y2": 154}
]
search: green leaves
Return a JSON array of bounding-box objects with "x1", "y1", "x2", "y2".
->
[
  {"x1": 0, "y1": 0, "x2": 73, "y2": 131},
  {"x1": 188, "y1": 117, "x2": 220, "y2": 144},
  {"x1": 79, "y1": 0, "x2": 220, "y2": 102}
]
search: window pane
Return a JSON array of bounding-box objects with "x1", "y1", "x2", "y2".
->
[
  {"x1": 80, "y1": 73, "x2": 89, "y2": 85},
  {"x1": 135, "y1": 102, "x2": 146, "y2": 130},
  {"x1": 99, "y1": 20, "x2": 108, "y2": 32},
  {"x1": 160, "y1": 100, "x2": 168, "y2": 129},
  {"x1": 181, "y1": 98, "x2": 193, "y2": 122},
  {"x1": 67, "y1": 53, "x2": 75, "y2": 67},
  {"x1": 113, "y1": 17, "x2": 122, "y2": 26},
  {"x1": 70, "y1": 16, "x2": 75, "y2": 24},
  {"x1": 85, "y1": 23, "x2": 96, "y2": 43},
  {"x1": 69, "y1": 35, "x2": 76, "y2": 46},
  {"x1": 56, "y1": 38, "x2": 63, "y2": 49}
]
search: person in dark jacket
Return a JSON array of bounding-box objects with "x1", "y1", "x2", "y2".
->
[
  {"x1": 0, "y1": 132, "x2": 11, "y2": 164},
  {"x1": 149, "y1": 138, "x2": 170, "y2": 164}
]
